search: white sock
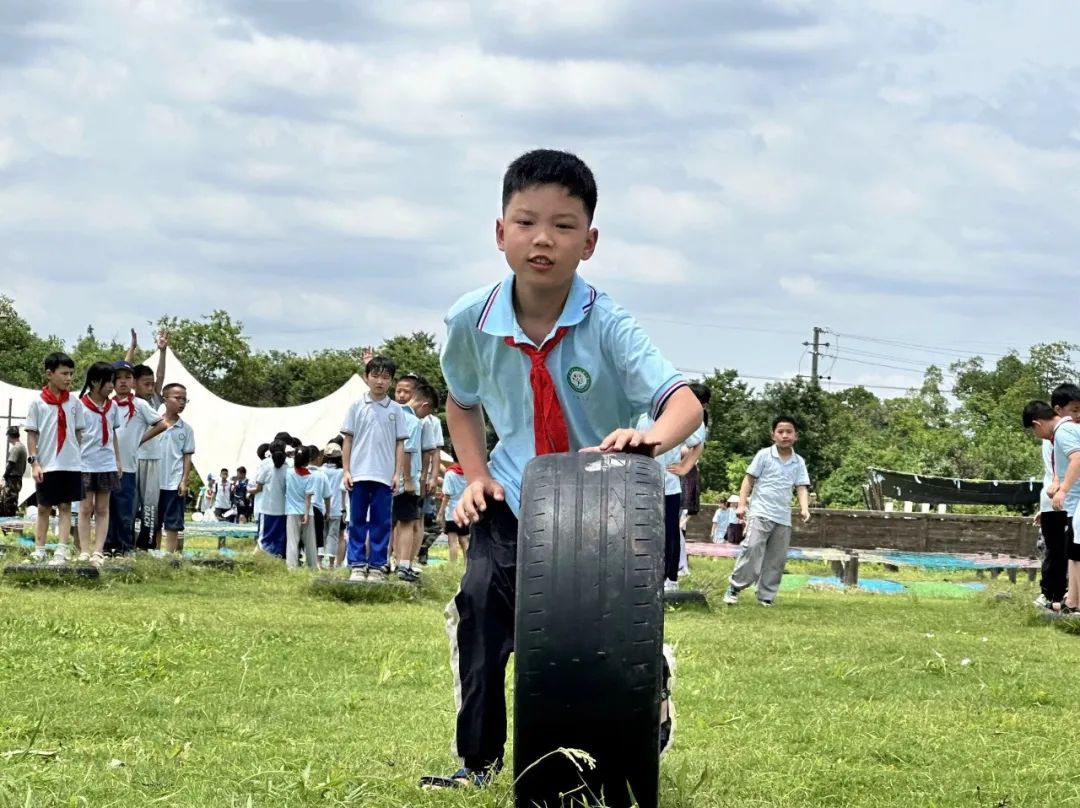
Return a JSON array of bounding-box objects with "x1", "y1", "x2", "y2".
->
[{"x1": 398, "y1": 560, "x2": 411, "y2": 570}]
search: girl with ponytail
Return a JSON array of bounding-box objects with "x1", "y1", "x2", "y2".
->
[
  {"x1": 251, "y1": 440, "x2": 288, "y2": 557},
  {"x1": 77, "y1": 362, "x2": 123, "y2": 566}
]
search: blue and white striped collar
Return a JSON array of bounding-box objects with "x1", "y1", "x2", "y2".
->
[{"x1": 476, "y1": 273, "x2": 597, "y2": 344}]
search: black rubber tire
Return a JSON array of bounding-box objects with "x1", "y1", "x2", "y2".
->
[{"x1": 514, "y1": 452, "x2": 665, "y2": 808}]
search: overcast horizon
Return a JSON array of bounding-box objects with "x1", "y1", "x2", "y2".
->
[{"x1": 2, "y1": 0, "x2": 1077, "y2": 397}]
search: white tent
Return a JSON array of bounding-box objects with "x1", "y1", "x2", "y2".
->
[
  {"x1": 151, "y1": 348, "x2": 368, "y2": 482},
  {"x1": 1, "y1": 348, "x2": 369, "y2": 501},
  {"x1": 0, "y1": 377, "x2": 41, "y2": 505}
]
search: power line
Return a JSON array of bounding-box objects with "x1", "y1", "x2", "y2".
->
[
  {"x1": 822, "y1": 353, "x2": 956, "y2": 377},
  {"x1": 831, "y1": 330, "x2": 1014, "y2": 360},
  {"x1": 676, "y1": 367, "x2": 944, "y2": 393}
]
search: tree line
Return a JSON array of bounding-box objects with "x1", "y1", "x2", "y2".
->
[{"x1": 2, "y1": 295, "x2": 1073, "y2": 510}]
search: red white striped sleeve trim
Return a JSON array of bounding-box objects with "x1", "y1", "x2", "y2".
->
[
  {"x1": 475, "y1": 283, "x2": 502, "y2": 331},
  {"x1": 651, "y1": 380, "x2": 689, "y2": 420}
]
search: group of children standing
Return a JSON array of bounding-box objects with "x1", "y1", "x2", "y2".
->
[
  {"x1": 24, "y1": 332, "x2": 196, "y2": 565},
  {"x1": 246, "y1": 362, "x2": 469, "y2": 580},
  {"x1": 1023, "y1": 383, "x2": 1080, "y2": 614}
]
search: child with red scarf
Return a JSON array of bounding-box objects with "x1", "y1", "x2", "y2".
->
[
  {"x1": 76, "y1": 362, "x2": 123, "y2": 566},
  {"x1": 24, "y1": 352, "x2": 87, "y2": 565},
  {"x1": 439, "y1": 457, "x2": 468, "y2": 563},
  {"x1": 107, "y1": 360, "x2": 166, "y2": 555}
]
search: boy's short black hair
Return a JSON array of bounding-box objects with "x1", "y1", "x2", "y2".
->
[
  {"x1": 237, "y1": 466, "x2": 246, "y2": 475},
  {"x1": 365, "y1": 355, "x2": 397, "y2": 378},
  {"x1": 162, "y1": 382, "x2": 186, "y2": 395},
  {"x1": 306, "y1": 444, "x2": 321, "y2": 461},
  {"x1": 132, "y1": 364, "x2": 154, "y2": 381},
  {"x1": 503, "y1": 149, "x2": 598, "y2": 223},
  {"x1": 1023, "y1": 400, "x2": 1055, "y2": 427},
  {"x1": 256, "y1": 442, "x2": 270, "y2": 460},
  {"x1": 220, "y1": 468, "x2": 228, "y2": 474},
  {"x1": 399, "y1": 372, "x2": 423, "y2": 385},
  {"x1": 1051, "y1": 384, "x2": 1080, "y2": 409},
  {"x1": 772, "y1": 415, "x2": 799, "y2": 432},
  {"x1": 44, "y1": 352, "x2": 75, "y2": 372},
  {"x1": 413, "y1": 382, "x2": 438, "y2": 408}
]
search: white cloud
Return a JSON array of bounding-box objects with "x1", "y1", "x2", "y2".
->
[{"x1": 1, "y1": 0, "x2": 1079, "y2": 394}]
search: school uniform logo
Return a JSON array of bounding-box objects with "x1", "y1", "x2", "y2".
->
[{"x1": 566, "y1": 367, "x2": 592, "y2": 393}]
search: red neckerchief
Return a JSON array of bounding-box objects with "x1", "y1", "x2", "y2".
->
[
  {"x1": 81, "y1": 394, "x2": 114, "y2": 446},
  {"x1": 504, "y1": 326, "x2": 571, "y2": 455},
  {"x1": 40, "y1": 387, "x2": 70, "y2": 452},
  {"x1": 112, "y1": 393, "x2": 136, "y2": 421},
  {"x1": 295, "y1": 467, "x2": 311, "y2": 477},
  {"x1": 448, "y1": 463, "x2": 464, "y2": 475}
]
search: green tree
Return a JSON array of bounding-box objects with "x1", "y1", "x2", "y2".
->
[{"x1": 0, "y1": 296, "x2": 61, "y2": 388}]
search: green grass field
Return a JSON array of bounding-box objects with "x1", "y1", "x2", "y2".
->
[{"x1": 1, "y1": 538, "x2": 1078, "y2": 808}]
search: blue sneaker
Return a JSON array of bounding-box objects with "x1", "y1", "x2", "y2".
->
[{"x1": 419, "y1": 766, "x2": 495, "y2": 790}]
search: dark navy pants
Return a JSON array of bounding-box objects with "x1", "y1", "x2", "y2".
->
[
  {"x1": 347, "y1": 480, "x2": 392, "y2": 569},
  {"x1": 104, "y1": 472, "x2": 137, "y2": 555},
  {"x1": 663, "y1": 492, "x2": 682, "y2": 583},
  {"x1": 447, "y1": 499, "x2": 518, "y2": 772}
]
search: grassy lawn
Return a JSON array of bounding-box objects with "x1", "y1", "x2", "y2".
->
[{"x1": 1, "y1": 538, "x2": 1078, "y2": 807}]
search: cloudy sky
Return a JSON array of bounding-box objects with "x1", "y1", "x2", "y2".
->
[{"x1": 1, "y1": 0, "x2": 1076, "y2": 396}]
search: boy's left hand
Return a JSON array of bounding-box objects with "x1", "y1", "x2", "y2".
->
[
  {"x1": 800, "y1": 507, "x2": 811, "y2": 524},
  {"x1": 583, "y1": 429, "x2": 659, "y2": 456},
  {"x1": 178, "y1": 482, "x2": 187, "y2": 498}
]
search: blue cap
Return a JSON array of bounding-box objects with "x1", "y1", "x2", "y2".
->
[{"x1": 112, "y1": 360, "x2": 134, "y2": 372}]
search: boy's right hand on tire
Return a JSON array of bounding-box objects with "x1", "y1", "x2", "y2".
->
[{"x1": 455, "y1": 477, "x2": 504, "y2": 527}]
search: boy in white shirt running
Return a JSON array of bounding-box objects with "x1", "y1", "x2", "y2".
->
[{"x1": 724, "y1": 416, "x2": 811, "y2": 607}]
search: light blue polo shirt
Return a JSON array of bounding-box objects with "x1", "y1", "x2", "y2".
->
[
  {"x1": 686, "y1": 422, "x2": 707, "y2": 449},
  {"x1": 1053, "y1": 420, "x2": 1080, "y2": 516},
  {"x1": 443, "y1": 469, "x2": 467, "y2": 517},
  {"x1": 340, "y1": 393, "x2": 408, "y2": 486},
  {"x1": 636, "y1": 413, "x2": 683, "y2": 496},
  {"x1": 442, "y1": 273, "x2": 686, "y2": 514},
  {"x1": 425, "y1": 414, "x2": 444, "y2": 448},
  {"x1": 746, "y1": 445, "x2": 811, "y2": 527},
  {"x1": 285, "y1": 469, "x2": 317, "y2": 516},
  {"x1": 401, "y1": 406, "x2": 423, "y2": 492},
  {"x1": 309, "y1": 466, "x2": 331, "y2": 512}
]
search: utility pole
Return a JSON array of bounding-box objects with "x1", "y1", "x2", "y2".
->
[{"x1": 804, "y1": 327, "x2": 830, "y2": 386}]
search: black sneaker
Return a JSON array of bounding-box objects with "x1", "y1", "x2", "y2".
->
[
  {"x1": 420, "y1": 767, "x2": 495, "y2": 790},
  {"x1": 397, "y1": 566, "x2": 419, "y2": 583}
]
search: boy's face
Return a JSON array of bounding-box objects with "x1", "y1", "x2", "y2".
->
[
  {"x1": 497, "y1": 184, "x2": 597, "y2": 292},
  {"x1": 46, "y1": 366, "x2": 74, "y2": 392},
  {"x1": 163, "y1": 388, "x2": 187, "y2": 415},
  {"x1": 366, "y1": 370, "x2": 392, "y2": 398},
  {"x1": 114, "y1": 371, "x2": 134, "y2": 396},
  {"x1": 395, "y1": 379, "x2": 415, "y2": 404},
  {"x1": 772, "y1": 422, "x2": 798, "y2": 449},
  {"x1": 1032, "y1": 420, "x2": 1055, "y2": 441},
  {"x1": 135, "y1": 374, "x2": 155, "y2": 398},
  {"x1": 1055, "y1": 401, "x2": 1080, "y2": 421}
]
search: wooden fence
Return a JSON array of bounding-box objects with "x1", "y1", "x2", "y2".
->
[{"x1": 686, "y1": 505, "x2": 1038, "y2": 557}]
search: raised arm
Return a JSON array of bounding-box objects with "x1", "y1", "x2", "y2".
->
[{"x1": 153, "y1": 332, "x2": 169, "y2": 396}]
